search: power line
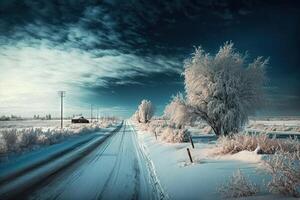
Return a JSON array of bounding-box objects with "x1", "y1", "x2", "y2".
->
[{"x1": 58, "y1": 91, "x2": 66, "y2": 129}]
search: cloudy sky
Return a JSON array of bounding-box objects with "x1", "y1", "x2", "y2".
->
[{"x1": 0, "y1": 0, "x2": 299, "y2": 118}]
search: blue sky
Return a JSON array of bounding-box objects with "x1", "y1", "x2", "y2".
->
[{"x1": 0, "y1": 0, "x2": 299, "y2": 118}]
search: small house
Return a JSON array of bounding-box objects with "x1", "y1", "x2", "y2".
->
[{"x1": 71, "y1": 116, "x2": 89, "y2": 123}]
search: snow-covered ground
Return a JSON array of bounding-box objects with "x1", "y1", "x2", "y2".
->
[
  {"x1": 0, "y1": 119, "x2": 72, "y2": 129},
  {"x1": 1, "y1": 117, "x2": 299, "y2": 199},
  {"x1": 130, "y1": 119, "x2": 299, "y2": 200},
  {"x1": 0, "y1": 121, "x2": 165, "y2": 199}
]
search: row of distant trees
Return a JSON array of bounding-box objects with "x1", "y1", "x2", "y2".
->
[
  {"x1": 33, "y1": 114, "x2": 52, "y2": 120},
  {"x1": 0, "y1": 114, "x2": 52, "y2": 121},
  {"x1": 133, "y1": 42, "x2": 267, "y2": 137},
  {"x1": 0, "y1": 115, "x2": 23, "y2": 121}
]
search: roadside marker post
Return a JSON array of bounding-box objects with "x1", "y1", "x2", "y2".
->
[
  {"x1": 187, "y1": 148, "x2": 193, "y2": 163},
  {"x1": 189, "y1": 135, "x2": 194, "y2": 149}
]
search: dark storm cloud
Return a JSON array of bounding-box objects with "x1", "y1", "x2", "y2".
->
[
  {"x1": 0, "y1": 0, "x2": 186, "y2": 90},
  {"x1": 0, "y1": 0, "x2": 260, "y2": 54}
]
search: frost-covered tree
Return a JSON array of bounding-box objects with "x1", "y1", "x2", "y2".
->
[
  {"x1": 164, "y1": 93, "x2": 194, "y2": 129},
  {"x1": 138, "y1": 100, "x2": 155, "y2": 123},
  {"x1": 184, "y1": 42, "x2": 267, "y2": 136},
  {"x1": 132, "y1": 110, "x2": 140, "y2": 123}
]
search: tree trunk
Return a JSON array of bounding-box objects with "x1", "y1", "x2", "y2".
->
[
  {"x1": 211, "y1": 124, "x2": 222, "y2": 137},
  {"x1": 223, "y1": 130, "x2": 229, "y2": 136}
]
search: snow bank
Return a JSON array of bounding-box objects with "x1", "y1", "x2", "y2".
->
[
  {"x1": 132, "y1": 122, "x2": 269, "y2": 200},
  {"x1": 216, "y1": 150, "x2": 263, "y2": 163}
]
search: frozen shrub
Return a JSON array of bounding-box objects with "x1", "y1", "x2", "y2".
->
[
  {"x1": 218, "y1": 169, "x2": 258, "y2": 198},
  {"x1": 19, "y1": 128, "x2": 38, "y2": 149},
  {"x1": 0, "y1": 140, "x2": 7, "y2": 154},
  {"x1": 134, "y1": 122, "x2": 150, "y2": 132},
  {"x1": 164, "y1": 93, "x2": 194, "y2": 129},
  {"x1": 217, "y1": 133, "x2": 300, "y2": 156},
  {"x1": 93, "y1": 117, "x2": 117, "y2": 128},
  {"x1": 132, "y1": 111, "x2": 140, "y2": 123},
  {"x1": 217, "y1": 133, "x2": 280, "y2": 155},
  {"x1": 1, "y1": 129, "x2": 18, "y2": 152},
  {"x1": 146, "y1": 120, "x2": 168, "y2": 135},
  {"x1": 281, "y1": 136, "x2": 300, "y2": 152},
  {"x1": 160, "y1": 127, "x2": 190, "y2": 143},
  {"x1": 37, "y1": 134, "x2": 50, "y2": 145},
  {"x1": 135, "y1": 119, "x2": 191, "y2": 143},
  {"x1": 264, "y1": 149, "x2": 300, "y2": 197}
]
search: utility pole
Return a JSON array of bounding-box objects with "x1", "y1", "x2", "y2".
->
[
  {"x1": 58, "y1": 91, "x2": 66, "y2": 129},
  {"x1": 97, "y1": 107, "x2": 99, "y2": 122},
  {"x1": 90, "y1": 104, "x2": 93, "y2": 123}
]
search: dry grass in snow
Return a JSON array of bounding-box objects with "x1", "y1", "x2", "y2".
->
[
  {"x1": 218, "y1": 169, "x2": 258, "y2": 198},
  {"x1": 160, "y1": 127, "x2": 189, "y2": 143},
  {"x1": 264, "y1": 149, "x2": 300, "y2": 197},
  {"x1": 216, "y1": 133, "x2": 300, "y2": 197},
  {"x1": 216, "y1": 133, "x2": 299, "y2": 155},
  {"x1": 132, "y1": 119, "x2": 191, "y2": 143}
]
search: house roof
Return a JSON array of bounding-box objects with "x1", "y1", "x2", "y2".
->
[{"x1": 72, "y1": 116, "x2": 85, "y2": 120}]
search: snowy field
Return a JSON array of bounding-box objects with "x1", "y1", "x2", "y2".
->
[
  {"x1": 0, "y1": 119, "x2": 72, "y2": 129},
  {"x1": 0, "y1": 118, "x2": 120, "y2": 155},
  {"x1": 187, "y1": 117, "x2": 300, "y2": 136},
  {"x1": 246, "y1": 118, "x2": 300, "y2": 133}
]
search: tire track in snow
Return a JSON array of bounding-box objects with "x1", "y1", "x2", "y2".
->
[
  {"x1": 129, "y1": 122, "x2": 169, "y2": 200},
  {"x1": 96, "y1": 121, "x2": 128, "y2": 199}
]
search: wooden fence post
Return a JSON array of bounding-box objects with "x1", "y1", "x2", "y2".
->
[
  {"x1": 187, "y1": 148, "x2": 193, "y2": 163},
  {"x1": 189, "y1": 135, "x2": 194, "y2": 149}
]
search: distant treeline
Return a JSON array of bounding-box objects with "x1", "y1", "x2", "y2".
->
[
  {"x1": 0, "y1": 115, "x2": 23, "y2": 121},
  {"x1": 0, "y1": 114, "x2": 52, "y2": 121}
]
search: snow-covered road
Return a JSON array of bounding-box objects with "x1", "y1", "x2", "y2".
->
[{"x1": 1, "y1": 121, "x2": 162, "y2": 200}]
